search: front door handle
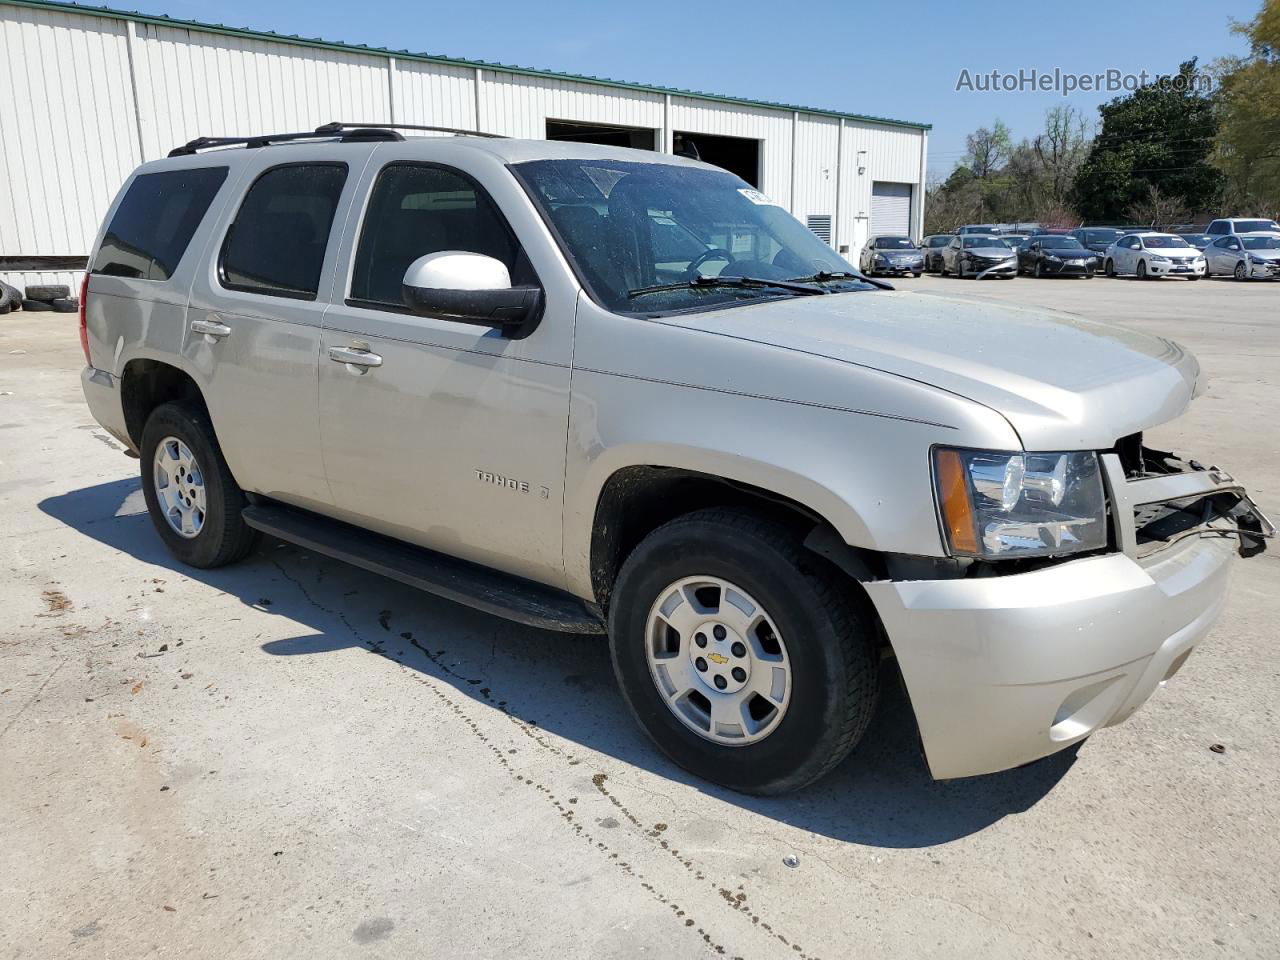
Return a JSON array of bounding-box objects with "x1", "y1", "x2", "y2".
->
[
  {"x1": 190, "y1": 318, "x2": 232, "y2": 339},
  {"x1": 328, "y1": 344, "x2": 383, "y2": 372}
]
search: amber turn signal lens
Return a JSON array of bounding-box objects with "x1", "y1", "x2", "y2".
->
[{"x1": 935, "y1": 449, "x2": 978, "y2": 554}]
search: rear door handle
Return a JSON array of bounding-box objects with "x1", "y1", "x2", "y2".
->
[
  {"x1": 190, "y1": 318, "x2": 232, "y2": 339},
  {"x1": 328, "y1": 344, "x2": 383, "y2": 371}
]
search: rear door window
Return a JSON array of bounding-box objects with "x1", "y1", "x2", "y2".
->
[
  {"x1": 93, "y1": 167, "x2": 228, "y2": 281},
  {"x1": 219, "y1": 163, "x2": 348, "y2": 300}
]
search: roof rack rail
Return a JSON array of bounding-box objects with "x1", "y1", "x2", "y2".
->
[
  {"x1": 168, "y1": 123, "x2": 403, "y2": 157},
  {"x1": 167, "y1": 120, "x2": 503, "y2": 157},
  {"x1": 316, "y1": 121, "x2": 506, "y2": 139}
]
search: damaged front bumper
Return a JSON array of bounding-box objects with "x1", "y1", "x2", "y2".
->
[
  {"x1": 972, "y1": 258, "x2": 1018, "y2": 279},
  {"x1": 864, "y1": 446, "x2": 1272, "y2": 780}
]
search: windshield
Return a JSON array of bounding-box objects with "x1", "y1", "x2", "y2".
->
[
  {"x1": 1243, "y1": 236, "x2": 1280, "y2": 250},
  {"x1": 927, "y1": 235, "x2": 953, "y2": 247},
  {"x1": 512, "y1": 159, "x2": 871, "y2": 313},
  {"x1": 962, "y1": 236, "x2": 1012, "y2": 249},
  {"x1": 1180, "y1": 234, "x2": 1210, "y2": 245},
  {"x1": 1042, "y1": 237, "x2": 1086, "y2": 250},
  {"x1": 1084, "y1": 229, "x2": 1121, "y2": 244},
  {"x1": 1143, "y1": 236, "x2": 1191, "y2": 248},
  {"x1": 1234, "y1": 220, "x2": 1280, "y2": 233},
  {"x1": 875, "y1": 236, "x2": 916, "y2": 249}
]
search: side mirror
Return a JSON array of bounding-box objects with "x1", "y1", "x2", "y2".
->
[{"x1": 401, "y1": 252, "x2": 543, "y2": 339}]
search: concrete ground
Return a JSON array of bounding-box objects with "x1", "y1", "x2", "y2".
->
[{"x1": 1, "y1": 273, "x2": 1277, "y2": 960}]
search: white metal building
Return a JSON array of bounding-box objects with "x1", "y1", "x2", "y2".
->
[{"x1": 0, "y1": 0, "x2": 929, "y2": 294}]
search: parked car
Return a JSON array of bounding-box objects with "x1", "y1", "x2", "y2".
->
[
  {"x1": 78, "y1": 124, "x2": 1272, "y2": 793},
  {"x1": 940, "y1": 235, "x2": 1018, "y2": 278},
  {"x1": 956, "y1": 223, "x2": 1004, "y2": 236},
  {"x1": 1018, "y1": 235, "x2": 1097, "y2": 277},
  {"x1": 1175, "y1": 232, "x2": 1213, "y2": 250},
  {"x1": 1205, "y1": 217, "x2": 1280, "y2": 239},
  {"x1": 920, "y1": 234, "x2": 954, "y2": 273},
  {"x1": 859, "y1": 235, "x2": 924, "y2": 276},
  {"x1": 1070, "y1": 227, "x2": 1125, "y2": 258},
  {"x1": 1203, "y1": 233, "x2": 1280, "y2": 280},
  {"x1": 1103, "y1": 233, "x2": 1205, "y2": 280}
]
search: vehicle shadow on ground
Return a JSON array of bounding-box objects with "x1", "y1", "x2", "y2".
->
[{"x1": 40, "y1": 477, "x2": 1078, "y2": 849}]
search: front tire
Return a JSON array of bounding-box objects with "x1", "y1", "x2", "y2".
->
[
  {"x1": 140, "y1": 402, "x2": 260, "y2": 568},
  {"x1": 1234, "y1": 262, "x2": 1248, "y2": 281},
  {"x1": 608, "y1": 509, "x2": 879, "y2": 795}
]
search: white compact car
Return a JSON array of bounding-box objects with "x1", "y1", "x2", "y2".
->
[
  {"x1": 1203, "y1": 233, "x2": 1280, "y2": 281},
  {"x1": 1103, "y1": 232, "x2": 1205, "y2": 280}
]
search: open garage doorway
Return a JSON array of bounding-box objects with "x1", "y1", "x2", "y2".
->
[
  {"x1": 546, "y1": 119, "x2": 657, "y2": 150},
  {"x1": 673, "y1": 131, "x2": 761, "y2": 187}
]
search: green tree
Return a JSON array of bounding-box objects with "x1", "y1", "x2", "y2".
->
[
  {"x1": 1212, "y1": 0, "x2": 1280, "y2": 215},
  {"x1": 1072, "y1": 59, "x2": 1223, "y2": 222}
]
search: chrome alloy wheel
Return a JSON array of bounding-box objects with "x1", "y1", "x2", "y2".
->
[
  {"x1": 645, "y1": 576, "x2": 791, "y2": 746},
  {"x1": 153, "y1": 436, "x2": 206, "y2": 539}
]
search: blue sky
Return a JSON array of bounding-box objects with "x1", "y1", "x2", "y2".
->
[{"x1": 136, "y1": 0, "x2": 1254, "y2": 177}]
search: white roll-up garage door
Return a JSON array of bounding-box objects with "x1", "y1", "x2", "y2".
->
[{"x1": 871, "y1": 182, "x2": 913, "y2": 236}]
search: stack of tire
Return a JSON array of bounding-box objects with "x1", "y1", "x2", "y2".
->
[{"x1": 0, "y1": 281, "x2": 78, "y2": 315}]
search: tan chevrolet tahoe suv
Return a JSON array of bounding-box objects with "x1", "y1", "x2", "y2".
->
[{"x1": 80, "y1": 122, "x2": 1272, "y2": 794}]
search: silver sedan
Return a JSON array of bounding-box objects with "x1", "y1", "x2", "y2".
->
[{"x1": 859, "y1": 235, "x2": 925, "y2": 277}]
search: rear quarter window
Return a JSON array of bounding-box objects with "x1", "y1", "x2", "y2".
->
[{"x1": 92, "y1": 167, "x2": 229, "y2": 281}]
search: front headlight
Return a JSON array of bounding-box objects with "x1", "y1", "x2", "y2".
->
[
  {"x1": 1149, "y1": 254, "x2": 1169, "y2": 262},
  {"x1": 874, "y1": 254, "x2": 887, "y2": 263},
  {"x1": 933, "y1": 448, "x2": 1108, "y2": 558},
  {"x1": 1046, "y1": 254, "x2": 1062, "y2": 262}
]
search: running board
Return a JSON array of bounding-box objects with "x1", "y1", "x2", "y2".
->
[{"x1": 242, "y1": 503, "x2": 605, "y2": 634}]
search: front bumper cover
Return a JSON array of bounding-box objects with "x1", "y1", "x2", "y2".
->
[{"x1": 864, "y1": 452, "x2": 1271, "y2": 780}]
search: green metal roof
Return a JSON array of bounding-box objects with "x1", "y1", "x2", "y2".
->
[{"x1": 2, "y1": 0, "x2": 931, "y2": 131}]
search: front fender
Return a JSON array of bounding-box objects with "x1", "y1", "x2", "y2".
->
[{"x1": 561, "y1": 376, "x2": 1019, "y2": 599}]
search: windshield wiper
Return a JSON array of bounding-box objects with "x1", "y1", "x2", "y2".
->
[
  {"x1": 626, "y1": 275, "x2": 827, "y2": 300},
  {"x1": 787, "y1": 269, "x2": 894, "y2": 291}
]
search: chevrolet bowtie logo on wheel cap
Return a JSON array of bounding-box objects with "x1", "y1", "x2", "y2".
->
[{"x1": 706, "y1": 652, "x2": 729, "y2": 665}]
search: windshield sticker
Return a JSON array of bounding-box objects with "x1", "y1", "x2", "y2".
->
[
  {"x1": 583, "y1": 166, "x2": 627, "y2": 199},
  {"x1": 738, "y1": 188, "x2": 779, "y2": 206}
]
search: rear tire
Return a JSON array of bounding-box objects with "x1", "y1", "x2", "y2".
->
[
  {"x1": 139, "y1": 401, "x2": 260, "y2": 568},
  {"x1": 608, "y1": 508, "x2": 879, "y2": 795}
]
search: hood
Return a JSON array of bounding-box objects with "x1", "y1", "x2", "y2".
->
[
  {"x1": 1246, "y1": 249, "x2": 1280, "y2": 260},
  {"x1": 874, "y1": 248, "x2": 923, "y2": 258},
  {"x1": 669, "y1": 290, "x2": 1199, "y2": 450},
  {"x1": 962, "y1": 246, "x2": 1016, "y2": 258}
]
